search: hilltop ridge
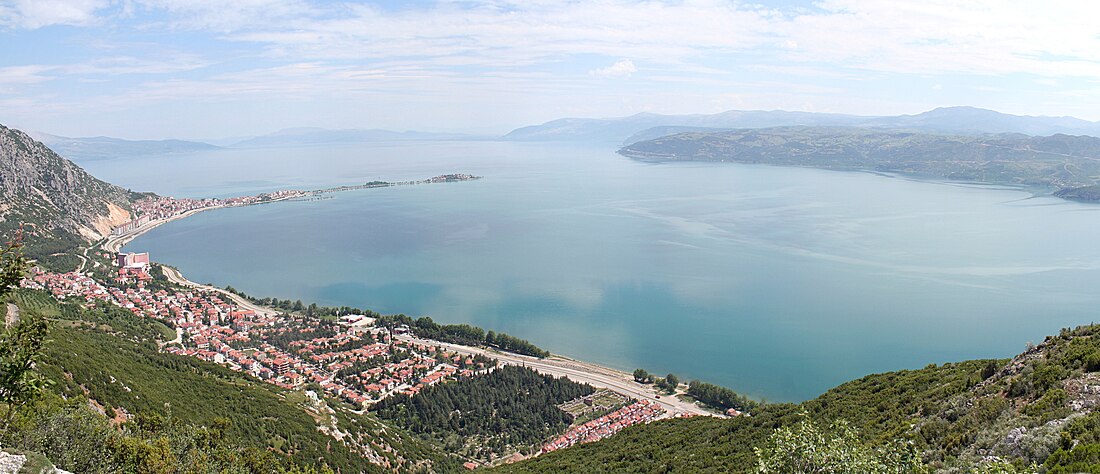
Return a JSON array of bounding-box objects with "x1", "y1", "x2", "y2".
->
[
  {"x1": 619, "y1": 126, "x2": 1100, "y2": 198},
  {"x1": 505, "y1": 106, "x2": 1100, "y2": 144},
  {"x1": 0, "y1": 124, "x2": 140, "y2": 263}
]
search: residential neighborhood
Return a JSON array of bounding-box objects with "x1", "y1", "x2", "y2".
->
[{"x1": 22, "y1": 258, "x2": 490, "y2": 411}]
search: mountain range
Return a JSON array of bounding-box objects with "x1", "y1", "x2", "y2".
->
[
  {"x1": 30, "y1": 132, "x2": 221, "y2": 161},
  {"x1": 619, "y1": 126, "x2": 1100, "y2": 199},
  {"x1": 504, "y1": 106, "x2": 1100, "y2": 144}
]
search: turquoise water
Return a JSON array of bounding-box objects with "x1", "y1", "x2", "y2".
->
[{"x1": 98, "y1": 141, "x2": 1100, "y2": 402}]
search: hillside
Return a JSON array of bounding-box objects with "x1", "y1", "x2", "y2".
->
[
  {"x1": 0, "y1": 124, "x2": 138, "y2": 261},
  {"x1": 501, "y1": 325, "x2": 1100, "y2": 473},
  {"x1": 619, "y1": 126, "x2": 1100, "y2": 197},
  {"x1": 5, "y1": 289, "x2": 460, "y2": 473},
  {"x1": 505, "y1": 107, "x2": 1100, "y2": 144}
]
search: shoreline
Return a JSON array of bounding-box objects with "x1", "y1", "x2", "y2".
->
[
  {"x1": 103, "y1": 181, "x2": 719, "y2": 418},
  {"x1": 158, "y1": 257, "x2": 717, "y2": 418},
  {"x1": 103, "y1": 204, "x2": 225, "y2": 253}
]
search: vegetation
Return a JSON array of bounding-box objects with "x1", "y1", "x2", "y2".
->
[
  {"x1": 378, "y1": 314, "x2": 551, "y2": 358},
  {"x1": 0, "y1": 124, "x2": 139, "y2": 262},
  {"x1": 225, "y1": 285, "x2": 383, "y2": 320},
  {"x1": 503, "y1": 325, "x2": 1100, "y2": 473},
  {"x1": 496, "y1": 360, "x2": 992, "y2": 473},
  {"x1": 374, "y1": 365, "x2": 594, "y2": 461},
  {"x1": 5, "y1": 396, "x2": 327, "y2": 474},
  {"x1": 754, "y1": 413, "x2": 925, "y2": 474},
  {"x1": 0, "y1": 229, "x2": 47, "y2": 433},
  {"x1": 654, "y1": 373, "x2": 679, "y2": 394},
  {"x1": 687, "y1": 380, "x2": 761, "y2": 413},
  {"x1": 620, "y1": 127, "x2": 1100, "y2": 196},
  {"x1": 1, "y1": 269, "x2": 455, "y2": 472}
]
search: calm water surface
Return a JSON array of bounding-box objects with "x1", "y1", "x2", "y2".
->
[{"x1": 89, "y1": 141, "x2": 1100, "y2": 402}]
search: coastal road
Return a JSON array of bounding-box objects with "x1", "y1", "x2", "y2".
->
[
  {"x1": 161, "y1": 265, "x2": 277, "y2": 317},
  {"x1": 103, "y1": 206, "x2": 225, "y2": 254},
  {"x1": 396, "y1": 334, "x2": 717, "y2": 418}
]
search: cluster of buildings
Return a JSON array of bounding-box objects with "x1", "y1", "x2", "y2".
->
[
  {"x1": 112, "y1": 190, "x2": 311, "y2": 236},
  {"x1": 540, "y1": 400, "x2": 665, "y2": 454},
  {"x1": 426, "y1": 173, "x2": 480, "y2": 183},
  {"x1": 22, "y1": 269, "x2": 111, "y2": 302},
  {"x1": 21, "y1": 256, "x2": 489, "y2": 409},
  {"x1": 115, "y1": 252, "x2": 152, "y2": 284},
  {"x1": 111, "y1": 197, "x2": 217, "y2": 235},
  {"x1": 23, "y1": 243, "x2": 694, "y2": 455}
]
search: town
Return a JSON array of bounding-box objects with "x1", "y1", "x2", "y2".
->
[
  {"x1": 111, "y1": 174, "x2": 482, "y2": 236},
  {"x1": 19, "y1": 247, "x2": 670, "y2": 455}
]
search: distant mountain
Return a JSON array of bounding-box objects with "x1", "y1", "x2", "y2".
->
[
  {"x1": 619, "y1": 126, "x2": 1100, "y2": 198},
  {"x1": 31, "y1": 132, "x2": 220, "y2": 161},
  {"x1": 230, "y1": 127, "x2": 476, "y2": 148},
  {"x1": 1, "y1": 124, "x2": 138, "y2": 260},
  {"x1": 506, "y1": 107, "x2": 1100, "y2": 144},
  {"x1": 504, "y1": 110, "x2": 868, "y2": 144},
  {"x1": 864, "y1": 106, "x2": 1100, "y2": 136}
]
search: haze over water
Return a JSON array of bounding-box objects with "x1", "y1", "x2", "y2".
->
[{"x1": 95, "y1": 141, "x2": 1100, "y2": 402}]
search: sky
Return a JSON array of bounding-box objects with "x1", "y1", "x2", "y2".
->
[{"x1": 2, "y1": 0, "x2": 1100, "y2": 139}]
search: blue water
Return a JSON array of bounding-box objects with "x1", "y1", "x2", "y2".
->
[{"x1": 92, "y1": 141, "x2": 1100, "y2": 402}]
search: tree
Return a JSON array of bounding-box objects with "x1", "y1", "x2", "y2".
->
[
  {"x1": 665, "y1": 373, "x2": 679, "y2": 390},
  {"x1": 633, "y1": 368, "x2": 650, "y2": 383},
  {"x1": 754, "y1": 413, "x2": 926, "y2": 474},
  {"x1": 0, "y1": 227, "x2": 27, "y2": 297},
  {"x1": 0, "y1": 228, "x2": 46, "y2": 432}
]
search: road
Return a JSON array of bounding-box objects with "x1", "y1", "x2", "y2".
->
[
  {"x1": 75, "y1": 245, "x2": 90, "y2": 273},
  {"x1": 102, "y1": 207, "x2": 218, "y2": 254},
  {"x1": 396, "y1": 334, "x2": 717, "y2": 418},
  {"x1": 160, "y1": 265, "x2": 277, "y2": 317}
]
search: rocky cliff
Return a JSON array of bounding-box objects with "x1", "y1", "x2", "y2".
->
[{"x1": 0, "y1": 124, "x2": 134, "y2": 254}]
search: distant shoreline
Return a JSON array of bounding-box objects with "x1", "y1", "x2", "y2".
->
[{"x1": 106, "y1": 174, "x2": 482, "y2": 253}]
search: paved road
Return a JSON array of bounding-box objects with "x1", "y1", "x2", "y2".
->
[
  {"x1": 161, "y1": 265, "x2": 277, "y2": 317},
  {"x1": 396, "y1": 334, "x2": 717, "y2": 418}
]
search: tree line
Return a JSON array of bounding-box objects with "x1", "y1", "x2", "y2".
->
[{"x1": 377, "y1": 314, "x2": 551, "y2": 358}]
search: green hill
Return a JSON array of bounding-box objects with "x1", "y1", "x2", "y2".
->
[
  {"x1": 499, "y1": 325, "x2": 1100, "y2": 473},
  {"x1": 620, "y1": 127, "x2": 1100, "y2": 199},
  {"x1": 3, "y1": 289, "x2": 459, "y2": 473}
]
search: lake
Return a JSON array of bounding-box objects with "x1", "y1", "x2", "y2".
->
[{"x1": 89, "y1": 140, "x2": 1100, "y2": 402}]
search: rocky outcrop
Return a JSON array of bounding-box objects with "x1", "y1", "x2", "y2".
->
[{"x1": 0, "y1": 124, "x2": 134, "y2": 248}]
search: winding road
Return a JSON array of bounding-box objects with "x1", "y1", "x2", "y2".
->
[{"x1": 160, "y1": 265, "x2": 276, "y2": 317}]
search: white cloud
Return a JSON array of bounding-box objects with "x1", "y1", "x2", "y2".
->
[
  {"x1": 8, "y1": 0, "x2": 1100, "y2": 135},
  {"x1": 589, "y1": 59, "x2": 637, "y2": 78},
  {"x1": 0, "y1": 0, "x2": 109, "y2": 29},
  {"x1": 0, "y1": 65, "x2": 54, "y2": 86}
]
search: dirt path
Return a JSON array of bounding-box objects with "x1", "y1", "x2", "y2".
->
[{"x1": 6, "y1": 302, "x2": 19, "y2": 327}]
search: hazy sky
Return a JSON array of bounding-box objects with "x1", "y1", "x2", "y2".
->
[{"x1": 2, "y1": 0, "x2": 1100, "y2": 139}]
